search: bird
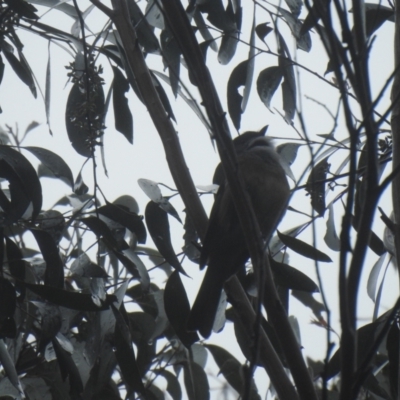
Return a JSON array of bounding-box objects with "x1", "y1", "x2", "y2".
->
[{"x1": 187, "y1": 129, "x2": 290, "y2": 338}]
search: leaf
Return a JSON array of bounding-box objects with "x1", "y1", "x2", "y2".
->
[
  {"x1": 65, "y1": 81, "x2": 105, "y2": 157},
  {"x1": 291, "y1": 290, "x2": 326, "y2": 319},
  {"x1": 112, "y1": 66, "x2": 133, "y2": 144},
  {"x1": 112, "y1": 304, "x2": 145, "y2": 397},
  {"x1": 52, "y1": 338, "x2": 83, "y2": 396},
  {"x1": 0, "y1": 145, "x2": 42, "y2": 220},
  {"x1": 98, "y1": 203, "x2": 146, "y2": 244},
  {"x1": 306, "y1": 157, "x2": 330, "y2": 216},
  {"x1": 270, "y1": 258, "x2": 319, "y2": 292},
  {"x1": 182, "y1": 210, "x2": 201, "y2": 263},
  {"x1": 161, "y1": 29, "x2": 181, "y2": 98},
  {"x1": 277, "y1": 231, "x2": 332, "y2": 262},
  {"x1": 81, "y1": 216, "x2": 129, "y2": 252},
  {"x1": 227, "y1": 60, "x2": 248, "y2": 129},
  {"x1": 367, "y1": 253, "x2": 386, "y2": 302},
  {"x1": 2, "y1": 41, "x2": 36, "y2": 98},
  {"x1": 255, "y1": 23, "x2": 273, "y2": 43},
  {"x1": 30, "y1": 228, "x2": 64, "y2": 288},
  {"x1": 218, "y1": 31, "x2": 239, "y2": 65},
  {"x1": 126, "y1": 0, "x2": 159, "y2": 53},
  {"x1": 45, "y1": 43, "x2": 51, "y2": 131},
  {"x1": 205, "y1": 344, "x2": 259, "y2": 398},
  {"x1": 23, "y1": 282, "x2": 116, "y2": 311},
  {"x1": 5, "y1": 237, "x2": 25, "y2": 283},
  {"x1": 277, "y1": 7, "x2": 311, "y2": 52},
  {"x1": 155, "y1": 370, "x2": 182, "y2": 400},
  {"x1": 138, "y1": 178, "x2": 162, "y2": 202},
  {"x1": 24, "y1": 147, "x2": 74, "y2": 189},
  {"x1": 145, "y1": 0, "x2": 164, "y2": 29},
  {"x1": 194, "y1": 9, "x2": 218, "y2": 51},
  {"x1": 145, "y1": 201, "x2": 187, "y2": 275},
  {"x1": 183, "y1": 361, "x2": 209, "y2": 400},
  {"x1": 73, "y1": 171, "x2": 89, "y2": 195},
  {"x1": 387, "y1": 321, "x2": 399, "y2": 399},
  {"x1": 324, "y1": 204, "x2": 341, "y2": 251},
  {"x1": 363, "y1": 4, "x2": 394, "y2": 37},
  {"x1": 151, "y1": 71, "x2": 176, "y2": 121},
  {"x1": 121, "y1": 248, "x2": 150, "y2": 291},
  {"x1": 8, "y1": 0, "x2": 39, "y2": 19},
  {"x1": 0, "y1": 339, "x2": 24, "y2": 397},
  {"x1": 276, "y1": 143, "x2": 301, "y2": 166},
  {"x1": 0, "y1": 278, "x2": 16, "y2": 338},
  {"x1": 277, "y1": 34, "x2": 296, "y2": 123},
  {"x1": 284, "y1": 0, "x2": 302, "y2": 17},
  {"x1": 164, "y1": 270, "x2": 198, "y2": 347},
  {"x1": 257, "y1": 66, "x2": 283, "y2": 110}
]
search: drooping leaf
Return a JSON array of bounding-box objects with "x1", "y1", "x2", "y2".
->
[
  {"x1": 0, "y1": 339, "x2": 24, "y2": 397},
  {"x1": 278, "y1": 231, "x2": 332, "y2": 262},
  {"x1": 161, "y1": 29, "x2": 181, "y2": 98},
  {"x1": 270, "y1": 258, "x2": 319, "y2": 292},
  {"x1": 126, "y1": 0, "x2": 159, "y2": 53},
  {"x1": 2, "y1": 41, "x2": 37, "y2": 98},
  {"x1": 182, "y1": 210, "x2": 201, "y2": 263},
  {"x1": 0, "y1": 278, "x2": 16, "y2": 338},
  {"x1": 284, "y1": 0, "x2": 302, "y2": 17},
  {"x1": 197, "y1": 0, "x2": 236, "y2": 32},
  {"x1": 205, "y1": 344, "x2": 260, "y2": 398},
  {"x1": 227, "y1": 60, "x2": 248, "y2": 129},
  {"x1": 257, "y1": 66, "x2": 283, "y2": 110},
  {"x1": 24, "y1": 147, "x2": 74, "y2": 189},
  {"x1": 112, "y1": 304, "x2": 145, "y2": 397},
  {"x1": 367, "y1": 253, "x2": 386, "y2": 302},
  {"x1": 277, "y1": 7, "x2": 311, "y2": 52},
  {"x1": 164, "y1": 270, "x2": 198, "y2": 347},
  {"x1": 52, "y1": 338, "x2": 83, "y2": 396},
  {"x1": 30, "y1": 228, "x2": 64, "y2": 288},
  {"x1": 387, "y1": 321, "x2": 399, "y2": 399},
  {"x1": 277, "y1": 33, "x2": 296, "y2": 123},
  {"x1": 218, "y1": 31, "x2": 239, "y2": 65},
  {"x1": 81, "y1": 216, "x2": 129, "y2": 252},
  {"x1": 145, "y1": 201, "x2": 187, "y2": 275},
  {"x1": 194, "y1": 9, "x2": 218, "y2": 52},
  {"x1": 145, "y1": 0, "x2": 164, "y2": 29},
  {"x1": 363, "y1": 3, "x2": 394, "y2": 37},
  {"x1": 23, "y1": 282, "x2": 116, "y2": 311},
  {"x1": 155, "y1": 370, "x2": 182, "y2": 400},
  {"x1": 65, "y1": 81, "x2": 105, "y2": 157},
  {"x1": 0, "y1": 145, "x2": 42, "y2": 220},
  {"x1": 73, "y1": 171, "x2": 89, "y2": 195},
  {"x1": 306, "y1": 157, "x2": 330, "y2": 216},
  {"x1": 7, "y1": 0, "x2": 39, "y2": 19},
  {"x1": 291, "y1": 290, "x2": 326, "y2": 319},
  {"x1": 138, "y1": 178, "x2": 162, "y2": 202},
  {"x1": 45, "y1": 43, "x2": 51, "y2": 132},
  {"x1": 255, "y1": 23, "x2": 273, "y2": 43},
  {"x1": 276, "y1": 142, "x2": 301, "y2": 166},
  {"x1": 151, "y1": 71, "x2": 176, "y2": 121},
  {"x1": 183, "y1": 361, "x2": 209, "y2": 400},
  {"x1": 98, "y1": 203, "x2": 146, "y2": 244},
  {"x1": 112, "y1": 66, "x2": 133, "y2": 144},
  {"x1": 243, "y1": 12, "x2": 255, "y2": 112},
  {"x1": 324, "y1": 204, "x2": 341, "y2": 251},
  {"x1": 5, "y1": 237, "x2": 25, "y2": 283}
]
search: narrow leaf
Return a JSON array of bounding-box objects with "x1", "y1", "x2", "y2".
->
[
  {"x1": 145, "y1": 201, "x2": 187, "y2": 275},
  {"x1": 112, "y1": 66, "x2": 133, "y2": 144},
  {"x1": 306, "y1": 157, "x2": 330, "y2": 216},
  {"x1": 278, "y1": 231, "x2": 332, "y2": 262},
  {"x1": 24, "y1": 147, "x2": 74, "y2": 189},
  {"x1": 257, "y1": 66, "x2": 283, "y2": 110},
  {"x1": 164, "y1": 270, "x2": 198, "y2": 347}
]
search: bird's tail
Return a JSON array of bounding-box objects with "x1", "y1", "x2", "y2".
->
[{"x1": 186, "y1": 266, "x2": 224, "y2": 339}]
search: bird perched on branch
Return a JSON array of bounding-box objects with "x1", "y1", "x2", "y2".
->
[{"x1": 187, "y1": 129, "x2": 290, "y2": 338}]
